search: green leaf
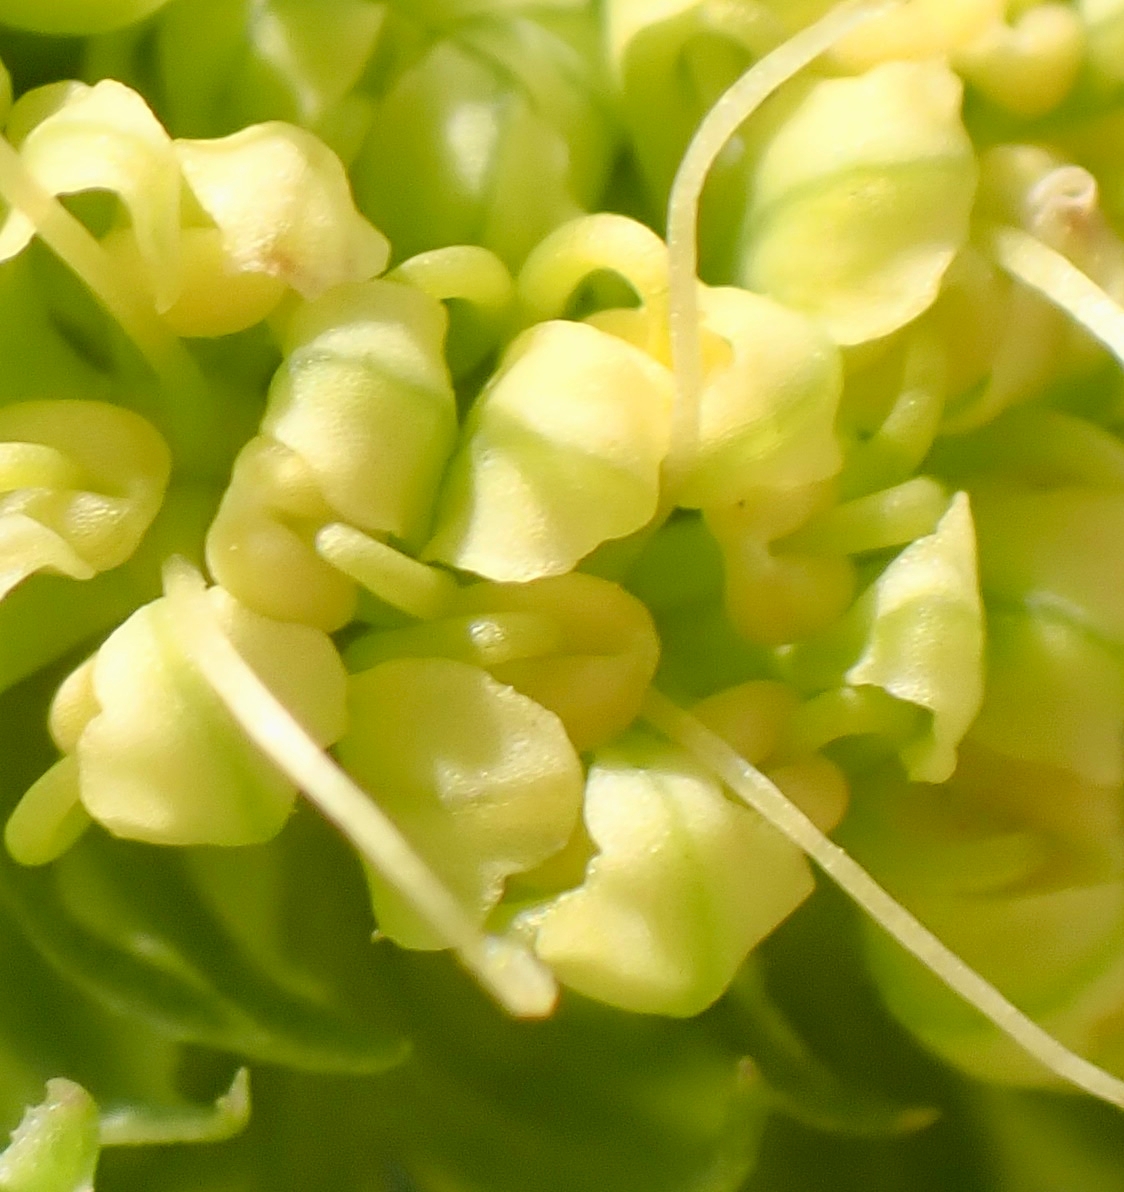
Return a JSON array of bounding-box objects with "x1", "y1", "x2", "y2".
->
[
  {"x1": 0, "y1": 830, "x2": 408, "y2": 1074},
  {"x1": 721, "y1": 965, "x2": 939, "y2": 1138},
  {"x1": 370, "y1": 949, "x2": 770, "y2": 1192}
]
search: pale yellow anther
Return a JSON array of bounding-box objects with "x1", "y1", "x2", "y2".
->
[
  {"x1": 0, "y1": 79, "x2": 182, "y2": 308},
  {"x1": 956, "y1": 4, "x2": 1085, "y2": 118},
  {"x1": 176, "y1": 123, "x2": 389, "y2": 301},
  {"x1": 0, "y1": 400, "x2": 171, "y2": 600},
  {"x1": 829, "y1": 0, "x2": 1003, "y2": 67}
]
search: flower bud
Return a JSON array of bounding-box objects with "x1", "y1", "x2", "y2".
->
[
  {"x1": 741, "y1": 60, "x2": 977, "y2": 345},
  {"x1": 846, "y1": 491, "x2": 983, "y2": 783},
  {"x1": 7, "y1": 586, "x2": 348, "y2": 857},
  {"x1": 425, "y1": 319, "x2": 674, "y2": 581},
  {"x1": 0, "y1": 400, "x2": 171, "y2": 600},
  {"x1": 455, "y1": 572, "x2": 661, "y2": 752},
  {"x1": 336, "y1": 657, "x2": 585, "y2": 950},
  {"x1": 266, "y1": 281, "x2": 458, "y2": 545},
  {"x1": 676, "y1": 286, "x2": 843, "y2": 508},
  {"x1": 529, "y1": 733, "x2": 814, "y2": 1016},
  {"x1": 205, "y1": 437, "x2": 357, "y2": 631},
  {"x1": 0, "y1": 80, "x2": 182, "y2": 308},
  {"x1": 175, "y1": 122, "x2": 389, "y2": 302}
]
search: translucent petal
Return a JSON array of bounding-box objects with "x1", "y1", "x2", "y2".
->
[
  {"x1": 336, "y1": 657, "x2": 584, "y2": 950},
  {"x1": 175, "y1": 122, "x2": 389, "y2": 299},
  {"x1": 742, "y1": 60, "x2": 977, "y2": 345},
  {"x1": 531, "y1": 734, "x2": 813, "y2": 1016}
]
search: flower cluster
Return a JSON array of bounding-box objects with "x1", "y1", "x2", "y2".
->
[{"x1": 3, "y1": 1, "x2": 1124, "y2": 1190}]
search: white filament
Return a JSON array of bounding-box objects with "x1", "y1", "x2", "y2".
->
[
  {"x1": 162, "y1": 558, "x2": 558, "y2": 1020},
  {"x1": 0, "y1": 135, "x2": 204, "y2": 396},
  {"x1": 643, "y1": 689, "x2": 1124, "y2": 1111},
  {"x1": 989, "y1": 223, "x2": 1124, "y2": 370},
  {"x1": 664, "y1": 0, "x2": 895, "y2": 489}
]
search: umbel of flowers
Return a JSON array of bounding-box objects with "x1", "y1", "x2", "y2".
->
[{"x1": 4, "y1": 1, "x2": 1124, "y2": 1188}]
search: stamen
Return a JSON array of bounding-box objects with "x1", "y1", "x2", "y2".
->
[
  {"x1": 664, "y1": 0, "x2": 896, "y2": 490},
  {"x1": 988, "y1": 224, "x2": 1124, "y2": 369},
  {"x1": 161, "y1": 557, "x2": 557, "y2": 1019},
  {"x1": 0, "y1": 135, "x2": 205, "y2": 398},
  {"x1": 388, "y1": 245, "x2": 513, "y2": 314},
  {"x1": 517, "y1": 213, "x2": 670, "y2": 327},
  {"x1": 315, "y1": 523, "x2": 458, "y2": 621},
  {"x1": 643, "y1": 688, "x2": 1124, "y2": 1111}
]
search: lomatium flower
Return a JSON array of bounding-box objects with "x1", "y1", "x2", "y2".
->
[{"x1": 8, "y1": 2, "x2": 1124, "y2": 1190}]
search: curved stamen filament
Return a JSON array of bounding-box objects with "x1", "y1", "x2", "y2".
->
[
  {"x1": 388, "y1": 245, "x2": 513, "y2": 315},
  {"x1": 315, "y1": 523, "x2": 459, "y2": 621},
  {"x1": 664, "y1": 0, "x2": 895, "y2": 491},
  {"x1": 162, "y1": 557, "x2": 558, "y2": 1020},
  {"x1": 987, "y1": 223, "x2": 1124, "y2": 369},
  {"x1": 0, "y1": 135, "x2": 205, "y2": 399},
  {"x1": 517, "y1": 213, "x2": 670, "y2": 329},
  {"x1": 643, "y1": 688, "x2": 1124, "y2": 1112}
]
